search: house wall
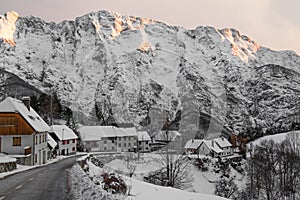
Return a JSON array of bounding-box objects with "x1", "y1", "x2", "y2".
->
[
  {"x1": 34, "y1": 132, "x2": 48, "y2": 165},
  {"x1": 221, "y1": 146, "x2": 234, "y2": 156},
  {"x1": 198, "y1": 143, "x2": 211, "y2": 156},
  {"x1": 83, "y1": 140, "x2": 100, "y2": 152},
  {"x1": 0, "y1": 113, "x2": 35, "y2": 135},
  {"x1": 116, "y1": 136, "x2": 137, "y2": 152},
  {"x1": 137, "y1": 140, "x2": 151, "y2": 152},
  {"x1": 57, "y1": 139, "x2": 77, "y2": 155},
  {"x1": 0, "y1": 135, "x2": 33, "y2": 154},
  {"x1": 83, "y1": 136, "x2": 138, "y2": 152}
]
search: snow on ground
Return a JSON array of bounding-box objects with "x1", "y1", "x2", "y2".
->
[
  {"x1": 249, "y1": 130, "x2": 300, "y2": 147},
  {"x1": 70, "y1": 158, "x2": 229, "y2": 200},
  {"x1": 126, "y1": 175, "x2": 229, "y2": 200},
  {"x1": 0, "y1": 153, "x2": 17, "y2": 163},
  {"x1": 105, "y1": 153, "x2": 162, "y2": 180}
]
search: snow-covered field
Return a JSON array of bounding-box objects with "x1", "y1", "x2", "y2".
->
[
  {"x1": 70, "y1": 157, "x2": 229, "y2": 200},
  {"x1": 249, "y1": 130, "x2": 300, "y2": 147}
]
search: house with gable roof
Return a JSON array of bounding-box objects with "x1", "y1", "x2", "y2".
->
[
  {"x1": 137, "y1": 131, "x2": 151, "y2": 152},
  {"x1": 78, "y1": 126, "x2": 138, "y2": 152},
  {"x1": 0, "y1": 97, "x2": 50, "y2": 165},
  {"x1": 184, "y1": 137, "x2": 233, "y2": 158},
  {"x1": 49, "y1": 125, "x2": 78, "y2": 156}
]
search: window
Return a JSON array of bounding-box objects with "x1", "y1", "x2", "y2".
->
[
  {"x1": 72, "y1": 147, "x2": 76, "y2": 152},
  {"x1": 139, "y1": 141, "x2": 142, "y2": 145},
  {"x1": 119, "y1": 144, "x2": 121, "y2": 147},
  {"x1": 104, "y1": 147, "x2": 107, "y2": 150},
  {"x1": 35, "y1": 154, "x2": 37, "y2": 163},
  {"x1": 13, "y1": 137, "x2": 21, "y2": 146},
  {"x1": 146, "y1": 141, "x2": 148, "y2": 145},
  {"x1": 62, "y1": 140, "x2": 66, "y2": 145},
  {"x1": 73, "y1": 139, "x2": 76, "y2": 143},
  {"x1": 35, "y1": 136, "x2": 38, "y2": 144},
  {"x1": 104, "y1": 140, "x2": 107, "y2": 144},
  {"x1": 112, "y1": 140, "x2": 114, "y2": 144},
  {"x1": 119, "y1": 137, "x2": 121, "y2": 141},
  {"x1": 67, "y1": 140, "x2": 70, "y2": 144},
  {"x1": 128, "y1": 143, "x2": 131, "y2": 147},
  {"x1": 112, "y1": 146, "x2": 114, "y2": 150},
  {"x1": 124, "y1": 143, "x2": 126, "y2": 147}
]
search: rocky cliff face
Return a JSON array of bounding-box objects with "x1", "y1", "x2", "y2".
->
[{"x1": 0, "y1": 10, "x2": 299, "y2": 140}]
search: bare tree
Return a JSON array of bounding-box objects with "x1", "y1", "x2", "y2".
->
[
  {"x1": 123, "y1": 152, "x2": 137, "y2": 178},
  {"x1": 215, "y1": 177, "x2": 238, "y2": 199}
]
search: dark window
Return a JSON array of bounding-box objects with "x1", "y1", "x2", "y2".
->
[
  {"x1": 72, "y1": 147, "x2": 76, "y2": 152},
  {"x1": 13, "y1": 137, "x2": 21, "y2": 146},
  {"x1": 73, "y1": 139, "x2": 76, "y2": 143}
]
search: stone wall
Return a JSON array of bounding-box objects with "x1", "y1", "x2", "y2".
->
[{"x1": 0, "y1": 161, "x2": 17, "y2": 173}]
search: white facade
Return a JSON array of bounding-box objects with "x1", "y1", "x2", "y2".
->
[
  {"x1": 34, "y1": 132, "x2": 48, "y2": 165},
  {"x1": 78, "y1": 126, "x2": 138, "y2": 152},
  {"x1": 137, "y1": 131, "x2": 151, "y2": 152},
  {"x1": 0, "y1": 97, "x2": 50, "y2": 165},
  {"x1": 49, "y1": 125, "x2": 78, "y2": 156}
]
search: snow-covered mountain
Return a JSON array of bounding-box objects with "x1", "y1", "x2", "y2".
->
[{"x1": 0, "y1": 10, "x2": 299, "y2": 141}]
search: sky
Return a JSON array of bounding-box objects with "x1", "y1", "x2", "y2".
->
[{"x1": 0, "y1": 0, "x2": 299, "y2": 55}]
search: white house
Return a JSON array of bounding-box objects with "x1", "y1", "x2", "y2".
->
[
  {"x1": 213, "y1": 137, "x2": 234, "y2": 156},
  {"x1": 49, "y1": 125, "x2": 78, "y2": 156},
  {"x1": 47, "y1": 133, "x2": 57, "y2": 159},
  {"x1": 184, "y1": 137, "x2": 233, "y2": 158},
  {"x1": 0, "y1": 97, "x2": 50, "y2": 165},
  {"x1": 137, "y1": 131, "x2": 151, "y2": 152},
  {"x1": 78, "y1": 126, "x2": 138, "y2": 152},
  {"x1": 184, "y1": 139, "x2": 203, "y2": 154}
]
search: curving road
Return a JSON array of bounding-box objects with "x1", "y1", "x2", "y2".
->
[{"x1": 0, "y1": 156, "x2": 79, "y2": 200}]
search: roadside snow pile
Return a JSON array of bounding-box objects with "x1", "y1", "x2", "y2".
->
[
  {"x1": 69, "y1": 163, "x2": 124, "y2": 200},
  {"x1": 69, "y1": 157, "x2": 229, "y2": 200}
]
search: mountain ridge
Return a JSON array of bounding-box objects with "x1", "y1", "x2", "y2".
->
[{"x1": 0, "y1": 10, "x2": 299, "y2": 141}]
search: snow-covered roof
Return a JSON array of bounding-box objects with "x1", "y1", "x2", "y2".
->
[
  {"x1": 119, "y1": 127, "x2": 137, "y2": 137},
  {"x1": 137, "y1": 131, "x2": 151, "y2": 141},
  {"x1": 203, "y1": 140, "x2": 223, "y2": 154},
  {"x1": 0, "y1": 97, "x2": 50, "y2": 132},
  {"x1": 78, "y1": 126, "x2": 104, "y2": 141},
  {"x1": 184, "y1": 139, "x2": 203, "y2": 149},
  {"x1": 78, "y1": 126, "x2": 137, "y2": 141},
  {"x1": 47, "y1": 133, "x2": 57, "y2": 149},
  {"x1": 213, "y1": 137, "x2": 232, "y2": 148},
  {"x1": 50, "y1": 125, "x2": 78, "y2": 141}
]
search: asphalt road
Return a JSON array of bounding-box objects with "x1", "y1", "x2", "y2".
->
[{"x1": 0, "y1": 156, "x2": 79, "y2": 200}]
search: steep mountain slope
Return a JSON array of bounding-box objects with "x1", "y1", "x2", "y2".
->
[{"x1": 0, "y1": 10, "x2": 299, "y2": 141}]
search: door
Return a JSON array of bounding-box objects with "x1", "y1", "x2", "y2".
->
[
  {"x1": 38, "y1": 150, "x2": 41, "y2": 165},
  {"x1": 42, "y1": 150, "x2": 46, "y2": 164}
]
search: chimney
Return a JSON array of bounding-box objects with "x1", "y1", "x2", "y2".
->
[{"x1": 22, "y1": 96, "x2": 30, "y2": 111}]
